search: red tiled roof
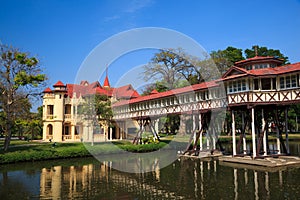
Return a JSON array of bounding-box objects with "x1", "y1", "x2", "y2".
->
[
  {"x1": 113, "y1": 85, "x2": 140, "y2": 99},
  {"x1": 150, "y1": 89, "x2": 159, "y2": 95},
  {"x1": 221, "y1": 62, "x2": 300, "y2": 82},
  {"x1": 66, "y1": 83, "x2": 112, "y2": 98},
  {"x1": 43, "y1": 87, "x2": 52, "y2": 93},
  {"x1": 234, "y1": 56, "x2": 283, "y2": 65},
  {"x1": 222, "y1": 66, "x2": 248, "y2": 78},
  {"x1": 53, "y1": 81, "x2": 139, "y2": 100},
  {"x1": 53, "y1": 80, "x2": 65, "y2": 87},
  {"x1": 103, "y1": 76, "x2": 110, "y2": 88},
  {"x1": 113, "y1": 81, "x2": 218, "y2": 107},
  {"x1": 248, "y1": 62, "x2": 300, "y2": 76}
]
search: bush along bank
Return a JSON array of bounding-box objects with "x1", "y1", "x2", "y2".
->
[{"x1": 0, "y1": 140, "x2": 171, "y2": 164}]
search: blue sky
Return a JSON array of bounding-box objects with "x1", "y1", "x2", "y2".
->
[{"x1": 1, "y1": 0, "x2": 300, "y2": 92}]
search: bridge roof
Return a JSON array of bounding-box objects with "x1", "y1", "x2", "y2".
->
[
  {"x1": 112, "y1": 80, "x2": 218, "y2": 107},
  {"x1": 221, "y1": 62, "x2": 300, "y2": 81},
  {"x1": 234, "y1": 56, "x2": 283, "y2": 66}
]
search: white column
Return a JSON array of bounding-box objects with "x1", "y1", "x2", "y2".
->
[
  {"x1": 71, "y1": 125, "x2": 75, "y2": 141},
  {"x1": 232, "y1": 111, "x2": 237, "y2": 156},
  {"x1": 262, "y1": 109, "x2": 267, "y2": 156},
  {"x1": 276, "y1": 126, "x2": 281, "y2": 154},
  {"x1": 242, "y1": 112, "x2": 247, "y2": 155},
  {"x1": 199, "y1": 113, "x2": 203, "y2": 151},
  {"x1": 251, "y1": 108, "x2": 257, "y2": 158},
  {"x1": 120, "y1": 124, "x2": 123, "y2": 140},
  {"x1": 193, "y1": 114, "x2": 197, "y2": 148},
  {"x1": 109, "y1": 127, "x2": 113, "y2": 141}
]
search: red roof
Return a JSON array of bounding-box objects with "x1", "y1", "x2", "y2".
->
[
  {"x1": 234, "y1": 56, "x2": 283, "y2": 66},
  {"x1": 150, "y1": 89, "x2": 159, "y2": 95},
  {"x1": 43, "y1": 87, "x2": 52, "y2": 93},
  {"x1": 113, "y1": 81, "x2": 218, "y2": 107},
  {"x1": 53, "y1": 80, "x2": 65, "y2": 87},
  {"x1": 221, "y1": 62, "x2": 300, "y2": 81},
  {"x1": 103, "y1": 76, "x2": 110, "y2": 88},
  {"x1": 52, "y1": 81, "x2": 140, "y2": 100},
  {"x1": 113, "y1": 85, "x2": 140, "y2": 99},
  {"x1": 248, "y1": 63, "x2": 300, "y2": 76}
]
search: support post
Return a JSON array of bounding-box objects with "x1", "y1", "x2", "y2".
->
[
  {"x1": 242, "y1": 112, "x2": 247, "y2": 155},
  {"x1": 199, "y1": 113, "x2": 203, "y2": 151},
  {"x1": 193, "y1": 114, "x2": 197, "y2": 148},
  {"x1": 109, "y1": 127, "x2": 112, "y2": 141},
  {"x1": 262, "y1": 109, "x2": 267, "y2": 156},
  {"x1": 285, "y1": 107, "x2": 290, "y2": 154},
  {"x1": 251, "y1": 107, "x2": 257, "y2": 158},
  {"x1": 232, "y1": 110, "x2": 236, "y2": 156}
]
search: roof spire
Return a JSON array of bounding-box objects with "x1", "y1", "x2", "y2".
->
[{"x1": 103, "y1": 65, "x2": 110, "y2": 88}]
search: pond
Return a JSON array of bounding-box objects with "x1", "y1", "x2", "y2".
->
[{"x1": 0, "y1": 142, "x2": 300, "y2": 199}]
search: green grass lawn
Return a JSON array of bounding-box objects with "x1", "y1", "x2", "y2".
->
[
  {"x1": 0, "y1": 139, "x2": 175, "y2": 164},
  {"x1": 1, "y1": 133, "x2": 299, "y2": 164}
]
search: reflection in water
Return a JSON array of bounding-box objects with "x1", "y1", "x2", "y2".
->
[{"x1": 1, "y1": 157, "x2": 300, "y2": 199}]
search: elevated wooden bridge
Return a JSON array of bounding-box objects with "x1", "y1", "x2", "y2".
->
[{"x1": 113, "y1": 56, "x2": 300, "y2": 159}]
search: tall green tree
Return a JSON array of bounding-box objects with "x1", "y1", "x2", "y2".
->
[
  {"x1": 210, "y1": 46, "x2": 244, "y2": 74},
  {"x1": 0, "y1": 45, "x2": 46, "y2": 151},
  {"x1": 244, "y1": 45, "x2": 289, "y2": 64},
  {"x1": 78, "y1": 94, "x2": 113, "y2": 139}
]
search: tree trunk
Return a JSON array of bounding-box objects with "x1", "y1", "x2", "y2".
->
[
  {"x1": 3, "y1": 95, "x2": 13, "y2": 151},
  {"x1": 3, "y1": 121, "x2": 12, "y2": 151}
]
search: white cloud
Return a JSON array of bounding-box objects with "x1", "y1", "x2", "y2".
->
[
  {"x1": 125, "y1": 0, "x2": 154, "y2": 13},
  {"x1": 103, "y1": 15, "x2": 121, "y2": 22}
]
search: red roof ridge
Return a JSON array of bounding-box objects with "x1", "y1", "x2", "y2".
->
[
  {"x1": 43, "y1": 87, "x2": 52, "y2": 93},
  {"x1": 235, "y1": 56, "x2": 283, "y2": 65},
  {"x1": 150, "y1": 89, "x2": 159, "y2": 95},
  {"x1": 113, "y1": 80, "x2": 218, "y2": 107},
  {"x1": 53, "y1": 80, "x2": 65, "y2": 87}
]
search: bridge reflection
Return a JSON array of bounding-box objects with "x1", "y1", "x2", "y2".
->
[{"x1": 37, "y1": 157, "x2": 295, "y2": 199}]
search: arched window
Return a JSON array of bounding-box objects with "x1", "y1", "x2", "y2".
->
[{"x1": 47, "y1": 124, "x2": 53, "y2": 135}]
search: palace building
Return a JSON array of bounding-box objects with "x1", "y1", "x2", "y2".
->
[
  {"x1": 43, "y1": 55, "x2": 300, "y2": 158},
  {"x1": 42, "y1": 76, "x2": 139, "y2": 142}
]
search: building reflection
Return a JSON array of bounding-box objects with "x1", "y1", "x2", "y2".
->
[
  {"x1": 37, "y1": 158, "x2": 297, "y2": 199},
  {"x1": 39, "y1": 159, "x2": 181, "y2": 199}
]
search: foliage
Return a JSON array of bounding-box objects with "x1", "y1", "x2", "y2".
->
[
  {"x1": 210, "y1": 45, "x2": 289, "y2": 75},
  {"x1": 0, "y1": 44, "x2": 46, "y2": 151},
  {"x1": 78, "y1": 94, "x2": 113, "y2": 126},
  {"x1": 210, "y1": 46, "x2": 244, "y2": 74},
  {"x1": 143, "y1": 48, "x2": 219, "y2": 90},
  {"x1": 245, "y1": 45, "x2": 289, "y2": 64}
]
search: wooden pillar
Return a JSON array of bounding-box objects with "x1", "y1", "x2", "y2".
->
[
  {"x1": 242, "y1": 112, "x2": 247, "y2": 155},
  {"x1": 276, "y1": 126, "x2": 281, "y2": 154},
  {"x1": 193, "y1": 114, "x2": 197, "y2": 147},
  {"x1": 212, "y1": 125, "x2": 216, "y2": 150},
  {"x1": 262, "y1": 109, "x2": 267, "y2": 156},
  {"x1": 251, "y1": 107, "x2": 257, "y2": 158},
  {"x1": 285, "y1": 107, "x2": 290, "y2": 154},
  {"x1": 232, "y1": 110, "x2": 237, "y2": 156},
  {"x1": 199, "y1": 113, "x2": 203, "y2": 151}
]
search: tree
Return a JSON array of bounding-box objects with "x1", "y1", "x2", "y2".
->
[
  {"x1": 244, "y1": 45, "x2": 289, "y2": 64},
  {"x1": 143, "y1": 48, "x2": 219, "y2": 89},
  {"x1": 0, "y1": 45, "x2": 46, "y2": 151},
  {"x1": 78, "y1": 94, "x2": 113, "y2": 143},
  {"x1": 210, "y1": 46, "x2": 244, "y2": 74}
]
